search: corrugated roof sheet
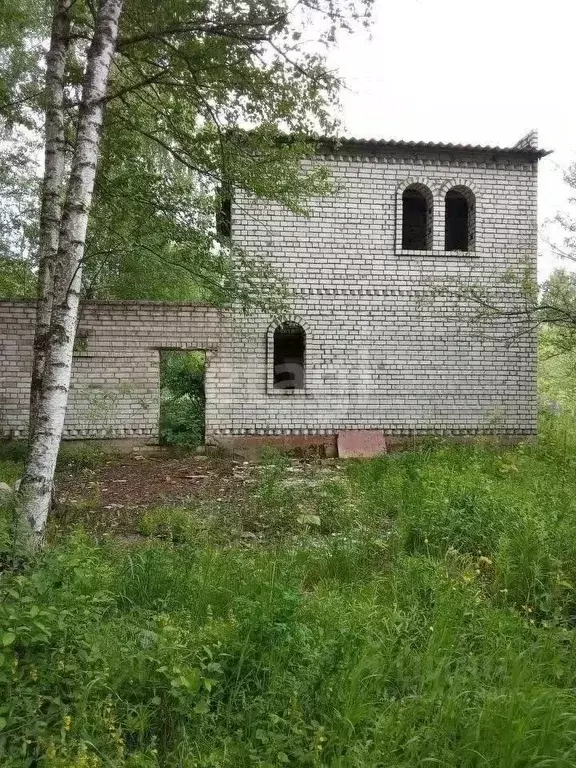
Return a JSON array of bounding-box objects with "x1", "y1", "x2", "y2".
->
[{"x1": 317, "y1": 136, "x2": 552, "y2": 158}]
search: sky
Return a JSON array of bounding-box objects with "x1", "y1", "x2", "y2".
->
[{"x1": 330, "y1": 0, "x2": 576, "y2": 280}]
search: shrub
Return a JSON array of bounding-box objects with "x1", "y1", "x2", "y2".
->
[{"x1": 159, "y1": 397, "x2": 205, "y2": 447}]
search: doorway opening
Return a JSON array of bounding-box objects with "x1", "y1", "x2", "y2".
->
[{"x1": 159, "y1": 350, "x2": 206, "y2": 447}]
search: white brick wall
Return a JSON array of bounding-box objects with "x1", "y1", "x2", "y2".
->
[
  {"x1": 206, "y1": 145, "x2": 539, "y2": 438},
  {"x1": 0, "y1": 144, "x2": 541, "y2": 443},
  {"x1": 0, "y1": 301, "x2": 221, "y2": 439}
]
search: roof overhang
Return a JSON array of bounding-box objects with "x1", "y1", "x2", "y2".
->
[{"x1": 315, "y1": 136, "x2": 552, "y2": 160}]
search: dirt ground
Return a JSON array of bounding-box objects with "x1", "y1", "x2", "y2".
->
[{"x1": 54, "y1": 450, "x2": 258, "y2": 537}]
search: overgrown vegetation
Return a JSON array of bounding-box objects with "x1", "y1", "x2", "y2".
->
[
  {"x1": 159, "y1": 351, "x2": 206, "y2": 448},
  {"x1": 3, "y1": 368, "x2": 576, "y2": 764}
]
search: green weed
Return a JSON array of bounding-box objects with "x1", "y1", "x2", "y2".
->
[
  {"x1": 139, "y1": 506, "x2": 195, "y2": 544},
  {"x1": 3, "y1": 415, "x2": 576, "y2": 765}
]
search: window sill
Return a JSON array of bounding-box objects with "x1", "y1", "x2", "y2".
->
[
  {"x1": 266, "y1": 387, "x2": 308, "y2": 397},
  {"x1": 396, "y1": 249, "x2": 478, "y2": 258}
]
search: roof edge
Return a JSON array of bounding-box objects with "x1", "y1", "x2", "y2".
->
[{"x1": 314, "y1": 136, "x2": 552, "y2": 159}]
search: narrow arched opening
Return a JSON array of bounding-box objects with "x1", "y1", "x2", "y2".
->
[{"x1": 402, "y1": 183, "x2": 433, "y2": 250}]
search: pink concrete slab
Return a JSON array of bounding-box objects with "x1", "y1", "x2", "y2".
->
[{"x1": 337, "y1": 430, "x2": 387, "y2": 458}]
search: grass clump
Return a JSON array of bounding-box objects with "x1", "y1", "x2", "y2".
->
[
  {"x1": 139, "y1": 506, "x2": 195, "y2": 543},
  {"x1": 0, "y1": 441, "x2": 109, "y2": 493}
]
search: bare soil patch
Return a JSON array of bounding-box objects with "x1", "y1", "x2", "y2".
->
[{"x1": 54, "y1": 450, "x2": 256, "y2": 537}]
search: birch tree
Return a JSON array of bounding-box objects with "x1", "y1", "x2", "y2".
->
[
  {"x1": 19, "y1": 0, "x2": 125, "y2": 538},
  {"x1": 29, "y1": 0, "x2": 73, "y2": 432},
  {"x1": 0, "y1": 0, "x2": 373, "y2": 543}
]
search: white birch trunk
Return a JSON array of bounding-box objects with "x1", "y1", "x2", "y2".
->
[
  {"x1": 29, "y1": 0, "x2": 72, "y2": 434},
  {"x1": 20, "y1": 0, "x2": 125, "y2": 541}
]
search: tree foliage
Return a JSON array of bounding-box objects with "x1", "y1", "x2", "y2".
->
[
  {"x1": 160, "y1": 351, "x2": 206, "y2": 446},
  {"x1": 1, "y1": 0, "x2": 372, "y2": 306},
  {"x1": 0, "y1": 127, "x2": 39, "y2": 297},
  {"x1": 1, "y1": 0, "x2": 373, "y2": 540},
  {"x1": 540, "y1": 269, "x2": 576, "y2": 357}
]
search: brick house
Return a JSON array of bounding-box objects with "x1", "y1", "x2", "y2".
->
[{"x1": 0, "y1": 133, "x2": 549, "y2": 453}]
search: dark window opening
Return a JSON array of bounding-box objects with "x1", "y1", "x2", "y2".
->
[
  {"x1": 273, "y1": 322, "x2": 305, "y2": 390},
  {"x1": 402, "y1": 185, "x2": 433, "y2": 250},
  {"x1": 216, "y1": 194, "x2": 231, "y2": 238},
  {"x1": 445, "y1": 187, "x2": 475, "y2": 251}
]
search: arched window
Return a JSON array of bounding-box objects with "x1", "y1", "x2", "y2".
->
[
  {"x1": 273, "y1": 322, "x2": 305, "y2": 390},
  {"x1": 445, "y1": 186, "x2": 475, "y2": 251},
  {"x1": 402, "y1": 183, "x2": 433, "y2": 250}
]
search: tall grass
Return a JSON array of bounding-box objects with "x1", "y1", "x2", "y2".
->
[{"x1": 3, "y1": 417, "x2": 576, "y2": 765}]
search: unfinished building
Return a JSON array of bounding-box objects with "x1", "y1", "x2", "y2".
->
[{"x1": 0, "y1": 134, "x2": 549, "y2": 453}]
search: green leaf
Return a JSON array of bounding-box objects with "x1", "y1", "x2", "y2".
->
[
  {"x1": 193, "y1": 698, "x2": 210, "y2": 715},
  {"x1": 203, "y1": 678, "x2": 216, "y2": 692},
  {"x1": 2, "y1": 632, "x2": 15, "y2": 647}
]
